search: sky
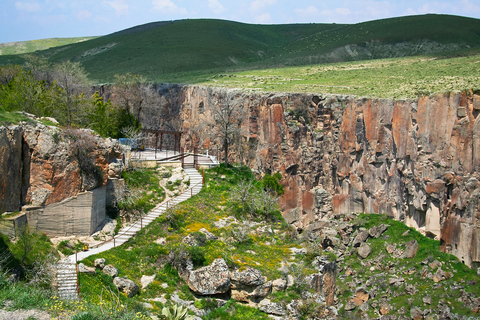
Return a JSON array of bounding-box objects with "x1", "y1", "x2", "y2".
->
[{"x1": 1, "y1": 0, "x2": 480, "y2": 43}]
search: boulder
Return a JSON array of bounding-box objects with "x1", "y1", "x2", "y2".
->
[
  {"x1": 352, "y1": 288, "x2": 369, "y2": 306},
  {"x1": 185, "y1": 258, "x2": 230, "y2": 295},
  {"x1": 199, "y1": 228, "x2": 218, "y2": 241},
  {"x1": 103, "y1": 264, "x2": 119, "y2": 278},
  {"x1": 369, "y1": 224, "x2": 388, "y2": 238},
  {"x1": 94, "y1": 258, "x2": 105, "y2": 269},
  {"x1": 258, "y1": 299, "x2": 286, "y2": 316},
  {"x1": 357, "y1": 243, "x2": 372, "y2": 259},
  {"x1": 78, "y1": 263, "x2": 95, "y2": 274},
  {"x1": 352, "y1": 230, "x2": 369, "y2": 247},
  {"x1": 230, "y1": 267, "x2": 266, "y2": 288},
  {"x1": 230, "y1": 267, "x2": 271, "y2": 303},
  {"x1": 272, "y1": 278, "x2": 287, "y2": 292},
  {"x1": 402, "y1": 240, "x2": 419, "y2": 258},
  {"x1": 410, "y1": 306, "x2": 424, "y2": 320},
  {"x1": 141, "y1": 274, "x2": 156, "y2": 289},
  {"x1": 113, "y1": 277, "x2": 139, "y2": 298}
]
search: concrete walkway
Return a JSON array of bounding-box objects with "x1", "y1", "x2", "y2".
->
[{"x1": 56, "y1": 168, "x2": 203, "y2": 300}]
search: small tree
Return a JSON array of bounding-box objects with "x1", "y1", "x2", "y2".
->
[
  {"x1": 210, "y1": 90, "x2": 245, "y2": 165},
  {"x1": 52, "y1": 60, "x2": 90, "y2": 126},
  {"x1": 112, "y1": 73, "x2": 146, "y2": 120},
  {"x1": 16, "y1": 224, "x2": 34, "y2": 265},
  {"x1": 231, "y1": 179, "x2": 256, "y2": 213}
]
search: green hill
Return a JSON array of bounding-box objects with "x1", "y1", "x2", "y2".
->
[
  {"x1": 0, "y1": 14, "x2": 479, "y2": 84},
  {"x1": 0, "y1": 37, "x2": 97, "y2": 56}
]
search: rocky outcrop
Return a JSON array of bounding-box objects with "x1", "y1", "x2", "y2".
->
[
  {"x1": 183, "y1": 258, "x2": 230, "y2": 295},
  {"x1": 132, "y1": 85, "x2": 480, "y2": 268},
  {"x1": 0, "y1": 123, "x2": 124, "y2": 214},
  {"x1": 0, "y1": 122, "x2": 125, "y2": 236}
]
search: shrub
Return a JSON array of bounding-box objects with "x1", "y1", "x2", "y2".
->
[
  {"x1": 188, "y1": 246, "x2": 206, "y2": 268},
  {"x1": 262, "y1": 173, "x2": 284, "y2": 195}
]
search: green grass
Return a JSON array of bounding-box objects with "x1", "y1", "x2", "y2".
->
[
  {"x1": 0, "y1": 37, "x2": 97, "y2": 56},
  {"x1": 1, "y1": 14, "x2": 479, "y2": 91},
  {"x1": 337, "y1": 213, "x2": 480, "y2": 318},
  {"x1": 119, "y1": 168, "x2": 166, "y2": 213},
  {"x1": 196, "y1": 53, "x2": 480, "y2": 99}
]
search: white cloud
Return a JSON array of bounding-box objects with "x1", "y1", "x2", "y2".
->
[
  {"x1": 335, "y1": 7, "x2": 352, "y2": 15},
  {"x1": 208, "y1": 0, "x2": 225, "y2": 14},
  {"x1": 250, "y1": 0, "x2": 277, "y2": 13},
  {"x1": 103, "y1": 0, "x2": 129, "y2": 16},
  {"x1": 254, "y1": 12, "x2": 272, "y2": 23},
  {"x1": 461, "y1": 0, "x2": 480, "y2": 13},
  {"x1": 77, "y1": 10, "x2": 92, "y2": 20},
  {"x1": 15, "y1": 2, "x2": 41, "y2": 12},
  {"x1": 152, "y1": 0, "x2": 188, "y2": 14},
  {"x1": 294, "y1": 6, "x2": 320, "y2": 16}
]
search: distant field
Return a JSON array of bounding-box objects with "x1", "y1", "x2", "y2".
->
[
  {"x1": 1, "y1": 15, "x2": 479, "y2": 98},
  {"x1": 0, "y1": 37, "x2": 97, "y2": 55},
  {"x1": 190, "y1": 53, "x2": 480, "y2": 99}
]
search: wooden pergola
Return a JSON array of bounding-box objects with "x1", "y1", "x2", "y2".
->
[{"x1": 142, "y1": 129, "x2": 183, "y2": 159}]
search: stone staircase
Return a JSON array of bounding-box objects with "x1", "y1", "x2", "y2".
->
[
  {"x1": 56, "y1": 168, "x2": 203, "y2": 300},
  {"x1": 56, "y1": 262, "x2": 79, "y2": 300}
]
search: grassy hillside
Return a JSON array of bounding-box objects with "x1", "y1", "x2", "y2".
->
[
  {"x1": 0, "y1": 14, "x2": 479, "y2": 86},
  {"x1": 0, "y1": 37, "x2": 97, "y2": 56},
  {"x1": 1, "y1": 165, "x2": 479, "y2": 319},
  {"x1": 196, "y1": 53, "x2": 480, "y2": 99}
]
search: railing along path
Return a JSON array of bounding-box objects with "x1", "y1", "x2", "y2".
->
[{"x1": 56, "y1": 168, "x2": 204, "y2": 300}]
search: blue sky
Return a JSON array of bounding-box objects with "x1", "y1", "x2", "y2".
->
[{"x1": 1, "y1": 0, "x2": 480, "y2": 43}]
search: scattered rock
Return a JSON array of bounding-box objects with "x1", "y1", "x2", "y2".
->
[
  {"x1": 78, "y1": 263, "x2": 95, "y2": 274},
  {"x1": 94, "y1": 258, "x2": 105, "y2": 269},
  {"x1": 358, "y1": 243, "x2": 372, "y2": 259},
  {"x1": 113, "y1": 277, "x2": 139, "y2": 298},
  {"x1": 379, "y1": 301, "x2": 391, "y2": 315},
  {"x1": 402, "y1": 240, "x2": 419, "y2": 258},
  {"x1": 258, "y1": 299, "x2": 286, "y2": 316},
  {"x1": 199, "y1": 228, "x2": 218, "y2": 241},
  {"x1": 352, "y1": 230, "x2": 369, "y2": 247},
  {"x1": 155, "y1": 237, "x2": 167, "y2": 245},
  {"x1": 359, "y1": 302, "x2": 369, "y2": 312},
  {"x1": 423, "y1": 295, "x2": 432, "y2": 305},
  {"x1": 410, "y1": 306, "x2": 424, "y2": 320},
  {"x1": 103, "y1": 265, "x2": 119, "y2": 278},
  {"x1": 185, "y1": 258, "x2": 230, "y2": 295},
  {"x1": 272, "y1": 278, "x2": 287, "y2": 292},
  {"x1": 344, "y1": 299, "x2": 357, "y2": 311},
  {"x1": 352, "y1": 288, "x2": 369, "y2": 306},
  {"x1": 141, "y1": 274, "x2": 156, "y2": 289},
  {"x1": 369, "y1": 224, "x2": 388, "y2": 238}
]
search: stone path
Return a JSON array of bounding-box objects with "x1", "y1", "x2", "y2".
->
[{"x1": 56, "y1": 168, "x2": 203, "y2": 300}]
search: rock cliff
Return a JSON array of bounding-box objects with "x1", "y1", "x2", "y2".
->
[
  {"x1": 0, "y1": 121, "x2": 123, "y2": 214},
  {"x1": 137, "y1": 85, "x2": 480, "y2": 268}
]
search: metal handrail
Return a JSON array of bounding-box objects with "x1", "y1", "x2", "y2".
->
[{"x1": 88, "y1": 168, "x2": 204, "y2": 250}]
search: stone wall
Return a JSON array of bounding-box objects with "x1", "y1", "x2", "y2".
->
[
  {"x1": 0, "y1": 122, "x2": 125, "y2": 236},
  {"x1": 26, "y1": 187, "x2": 106, "y2": 237},
  {"x1": 137, "y1": 85, "x2": 480, "y2": 267}
]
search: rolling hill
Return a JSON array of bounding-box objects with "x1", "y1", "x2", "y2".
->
[
  {"x1": 0, "y1": 37, "x2": 97, "y2": 56},
  {"x1": 0, "y1": 14, "x2": 479, "y2": 85}
]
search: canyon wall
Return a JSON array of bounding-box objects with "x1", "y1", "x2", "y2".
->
[
  {"x1": 0, "y1": 121, "x2": 124, "y2": 235},
  {"x1": 139, "y1": 85, "x2": 480, "y2": 268}
]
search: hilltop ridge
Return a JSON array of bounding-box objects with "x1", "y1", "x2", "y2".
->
[{"x1": 0, "y1": 14, "x2": 479, "y2": 84}]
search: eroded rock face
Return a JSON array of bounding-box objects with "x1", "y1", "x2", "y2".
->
[
  {"x1": 184, "y1": 258, "x2": 230, "y2": 295},
  {"x1": 0, "y1": 123, "x2": 124, "y2": 213},
  {"x1": 135, "y1": 85, "x2": 480, "y2": 267}
]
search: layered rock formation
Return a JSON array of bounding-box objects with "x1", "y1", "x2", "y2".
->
[
  {"x1": 0, "y1": 121, "x2": 124, "y2": 235},
  {"x1": 136, "y1": 85, "x2": 480, "y2": 268}
]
